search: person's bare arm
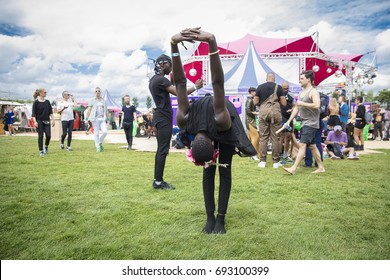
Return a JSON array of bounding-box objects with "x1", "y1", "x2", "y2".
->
[
  {"x1": 193, "y1": 30, "x2": 231, "y2": 131},
  {"x1": 279, "y1": 95, "x2": 287, "y2": 107},
  {"x1": 171, "y1": 30, "x2": 194, "y2": 127}
]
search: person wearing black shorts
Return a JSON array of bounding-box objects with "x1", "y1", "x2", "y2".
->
[{"x1": 279, "y1": 70, "x2": 325, "y2": 175}]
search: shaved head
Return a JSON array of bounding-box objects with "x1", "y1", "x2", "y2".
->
[
  {"x1": 281, "y1": 81, "x2": 289, "y2": 91},
  {"x1": 266, "y1": 72, "x2": 275, "y2": 82}
]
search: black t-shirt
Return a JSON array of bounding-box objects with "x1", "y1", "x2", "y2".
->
[
  {"x1": 122, "y1": 105, "x2": 136, "y2": 123},
  {"x1": 281, "y1": 92, "x2": 294, "y2": 121},
  {"x1": 32, "y1": 99, "x2": 53, "y2": 121},
  {"x1": 255, "y1": 82, "x2": 284, "y2": 105},
  {"x1": 356, "y1": 104, "x2": 365, "y2": 119},
  {"x1": 185, "y1": 96, "x2": 256, "y2": 157},
  {"x1": 149, "y1": 74, "x2": 172, "y2": 125}
]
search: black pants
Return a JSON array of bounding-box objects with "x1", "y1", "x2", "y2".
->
[
  {"x1": 374, "y1": 122, "x2": 383, "y2": 139},
  {"x1": 61, "y1": 120, "x2": 74, "y2": 147},
  {"x1": 154, "y1": 121, "x2": 172, "y2": 181},
  {"x1": 37, "y1": 120, "x2": 51, "y2": 151},
  {"x1": 203, "y1": 142, "x2": 235, "y2": 216},
  {"x1": 123, "y1": 122, "x2": 134, "y2": 148}
]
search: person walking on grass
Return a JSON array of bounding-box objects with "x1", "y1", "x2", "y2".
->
[
  {"x1": 254, "y1": 72, "x2": 286, "y2": 169},
  {"x1": 121, "y1": 95, "x2": 137, "y2": 150},
  {"x1": 279, "y1": 70, "x2": 325, "y2": 175},
  {"x1": 32, "y1": 89, "x2": 55, "y2": 157},
  {"x1": 85, "y1": 87, "x2": 109, "y2": 152},
  {"x1": 5, "y1": 105, "x2": 16, "y2": 136},
  {"x1": 171, "y1": 27, "x2": 256, "y2": 234},
  {"x1": 148, "y1": 52, "x2": 203, "y2": 190},
  {"x1": 57, "y1": 90, "x2": 77, "y2": 151},
  {"x1": 351, "y1": 96, "x2": 366, "y2": 151}
]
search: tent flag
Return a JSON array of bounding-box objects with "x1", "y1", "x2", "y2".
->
[
  {"x1": 103, "y1": 89, "x2": 121, "y2": 109},
  {"x1": 200, "y1": 41, "x2": 301, "y2": 94}
]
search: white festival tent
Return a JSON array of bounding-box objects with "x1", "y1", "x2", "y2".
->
[
  {"x1": 198, "y1": 41, "x2": 302, "y2": 95},
  {"x1": 102, "y1": 89, "x2": 121, "y2": 111}
]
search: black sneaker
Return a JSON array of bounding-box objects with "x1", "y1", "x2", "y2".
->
[{"x1": 152, "y1": 180, "x2": 175, "y2": 190}]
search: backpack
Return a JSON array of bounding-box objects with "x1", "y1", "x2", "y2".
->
[
  {"x1": 319, "y1": 92, "x2": 329, "y2": 119},
  {"x1": 364, "y1": 111, "x2": 373, "y2": 124}
]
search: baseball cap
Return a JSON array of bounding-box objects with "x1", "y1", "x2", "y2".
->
[
  {"x1": 334, "y1": 125, "x2": 342, "y2": 131},
  {"x1": 156, "y1": 54, "x2": 172, "y2": 65}
]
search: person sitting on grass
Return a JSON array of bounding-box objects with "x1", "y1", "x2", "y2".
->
[
  {"x1": 325, "y1": 125, "x2": 359, "y2": 160},
  {"x1": 171, "y1": 27, "x2": 256, "y2": 234}
]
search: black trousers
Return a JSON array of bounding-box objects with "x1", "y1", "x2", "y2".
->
[
  {"x1": 374, "y1": 122, "x2": 383, "y2": 139},
  {"x1": 202, "y1": 142, "x2": 235, "y2": 216},
  {"x1": 61, "y1": 120, "x2": 74, "y2": 147},
  {"x1": 122, "y1": 122, "x2": 134, "y2": 148},
  {"x1": 37, "y1": 120, "x2": 51, "y2": 151},
  {"x1": 154, "y1": 121, "x2": 172, "y2": 181}
]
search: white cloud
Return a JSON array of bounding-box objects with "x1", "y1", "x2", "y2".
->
[{"x1": 376, "y1": 29, "x2": 390, "y2": 69}]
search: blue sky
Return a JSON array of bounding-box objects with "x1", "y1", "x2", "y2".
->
[{"x1": 0, "y1": 0, "x2": 389, "y2": 107}]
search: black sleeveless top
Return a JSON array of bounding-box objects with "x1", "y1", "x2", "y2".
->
[{"x1": 182, "y1": 96, "x2": 256, "y2": 157}]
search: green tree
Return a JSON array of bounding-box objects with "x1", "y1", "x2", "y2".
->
[
  {"x1": 365, "y1": 90, "x2": 375, "y2": 102},
  {"x1": 146, "y1": 96, "x2": 152, "y2": 110},
  {"x1": 377, "y1": 88, "x2": 390, "y2": 104},
  {"x1": 132, "y1": 97, "x2": 139, "y2": 109}
]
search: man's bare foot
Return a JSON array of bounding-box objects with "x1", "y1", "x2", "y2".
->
[
  {"x1": 283, "y1": 167, "x2": 295, "y2": 175},
  {"x1": 312, "y1": 168, "x2": 325, "y2": 174}
]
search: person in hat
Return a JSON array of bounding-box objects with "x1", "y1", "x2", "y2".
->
[
  {"x1": 171, "y1": 27, "x2": 256, "y2": 234},
  {"x1": 148, "y1": 53, "x2": 203, "y2": 190},
  {"x1": 325, "y1": 125, "x2": 359, "y2": 160}
]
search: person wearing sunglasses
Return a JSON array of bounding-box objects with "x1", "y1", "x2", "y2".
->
[
  {"x1": 57, "y1": 90, "x2": 78, "y2": 151},
  {"x1": 85, "y1": 87, "x2": 108, "y2": 152}
]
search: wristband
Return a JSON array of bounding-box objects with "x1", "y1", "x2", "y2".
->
[
  {"x1": 171, "y1": 40, "x2": 177, "y2": 45},
  {"x1": 208, "y1": 49, "x2": 220, "y2": 56},
  {"x1": 171, "y1": 52, "x2": 180, "y2": 57}
]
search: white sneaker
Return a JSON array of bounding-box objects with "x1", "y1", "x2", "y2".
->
[
  {"x1": 348, "y1": 155, "x2": 359, "y2": 160},
  {"x1": 273, "y1": 162, "x2": 282, "y2": 168},
  {"x1": 258, "y1": 161, "x2": 266, "y2": 168},
  {"x1": 251, "y1": 156, "x2": 260, "y2": 161}
]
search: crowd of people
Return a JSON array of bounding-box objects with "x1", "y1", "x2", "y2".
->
[
  {"x1": 2, "y1": 28, "x2": 389, "y2": 235},
  {"x1": 245, "y1": 75, "x2": 390, "y2": 173}
]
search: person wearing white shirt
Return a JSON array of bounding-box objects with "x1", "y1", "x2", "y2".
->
[
  {"x1": 85, "y1": 87, "x2": 109, "y2": 152},
  {"x1": 57, "y1": 91, "x2": 77, "y2": 151}
]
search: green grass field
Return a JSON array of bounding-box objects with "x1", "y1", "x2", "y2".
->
[{"x1": 0, "y1": 136, "x2": 389, "y2": 260}]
